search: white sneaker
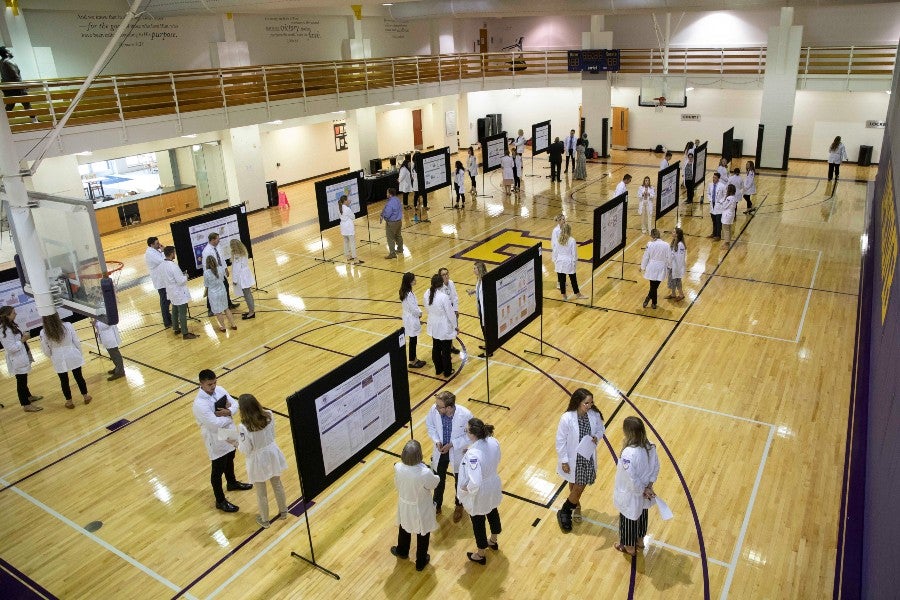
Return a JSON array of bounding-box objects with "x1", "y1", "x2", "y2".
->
[{"x1": 256, "y1": 515, "x2": 271, "y2": 529}]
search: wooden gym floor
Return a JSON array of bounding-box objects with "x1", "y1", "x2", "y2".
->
[{"x1": 0, "y1": 150, "x2": 873, "y2": 599}]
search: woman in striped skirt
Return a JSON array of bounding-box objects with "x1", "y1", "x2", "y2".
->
[{"x1": 613, "y1": 416, "x2": 660, "y2": 556}]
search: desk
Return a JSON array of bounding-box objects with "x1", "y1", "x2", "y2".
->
[{"x1": 361, "y1": 171, "x2": 399, "y2": 205}]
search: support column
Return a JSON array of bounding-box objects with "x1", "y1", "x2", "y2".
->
[
  {"x1": 580, "y1": 16, "x2": 612, "y2": 153},
  {"x1": 430, "y1": 18, "x2": 456, "y2": 55},
  {"x1": 221, "y1": 125, "x2": 268, "y2": 211},
  {"x1": 210, "y1": 13, "x2": 249, "y2": 68},
  {"x1": 758, "y1": 8, "x2": 803, "y2": 169},
  {"x1": 342, "y1": 7, "x2": 371, "y2": 60},
  {"x1": 457, "y1": 92, "x2": 472, "y2": 148},
  {"x1": 1, "y1": 5, "x2": 38, "y2": 77},
  {"x1": 430, "y1": 95, "x2": 459, "y2": 153},
  {"x1": 345, "y1": 106, "x2": 378, "y2": 173}
]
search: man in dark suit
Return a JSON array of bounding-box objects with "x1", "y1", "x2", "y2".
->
[
  {"x1": 1, "y1": 46, "x2": 37, "y2": 122},
  {"x1": 548, "y1": 137, "x2": 564, "y2": 182}
]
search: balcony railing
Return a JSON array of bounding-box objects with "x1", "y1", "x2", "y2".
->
[{"x1": 1, "y1": 46, "x2": 894, "y2": 133}]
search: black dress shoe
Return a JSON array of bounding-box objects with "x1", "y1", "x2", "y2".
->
[
  {"x1": 390, "y1": 546, "x2": 409, "y2": 559},
  {"x1": 226, "y1": 481, "x2": 253, "y2": 491},
  {"x1": 216, "y1": 500, "x2": 239, "y2": 513},
  {"x1": 449, "y1": 347, "x2": 461, "y2": 354},
  {"x1": 557, "y1": 509, "x2": 572, "y2": 532},
  {"x1": 415, "y1": 554, "x2": 431, "y2": 571},
  {"x1": 467, "y1": 552, "x2": 486, "y2": 565}
]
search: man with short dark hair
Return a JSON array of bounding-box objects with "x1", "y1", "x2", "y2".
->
[
  {"x1": 380, "y1": 187, "x2": 404, "y2": 259},
  {"x1": 548, "y1": 137, "x2": 564, "y2": 182},
  {"x1": 0, "y1": 46, "x2": 37, "y2": 122},
  {"x1": 144, "y1": 237, "x2": 172, "y2": 329},
  {"x1": 564, "y1": 129, "x2": 578, "y2": 173},
  {"x1": 192, "y1": 369, "x2": 252, "y2": 512}
]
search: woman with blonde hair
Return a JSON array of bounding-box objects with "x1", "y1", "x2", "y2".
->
[
  {"x1": 391, "y1": 439, "x2": 439, "y2": 571},
  {"x1": 235, "y1": 394, "x2": 289, "y2": 529},
  {"x1": 39, "y1": 312, "x2": 90, "y2": 409},
  {"x1": 0, "y1": 306, "x2": 43, "y2": 412},
  {"x1": 613, "y1": 416, "x2": 660, "y2": 556},
  {"x1": 229, "y1": 239, "x2": 257, "y2": 320},
  {"x1": 553, "y1": 223, "x2": 586, "y2": 301},
  {"x1": 204, "y1": 255, "x2": 236, "y2": 332}
]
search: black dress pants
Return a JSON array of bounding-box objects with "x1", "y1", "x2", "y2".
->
[
  {"x1": 211, "y1": 449, "x2": 238, "y2": 503},
  {"x1": 397, "y1": 527, "x2": 430, "y2": 568},
  {"x1": 471, "y1": 508, "x2": 502, "y2": 549},
  {"x1": 433, "y1": 451, "x2": 460, "y2": 509}
]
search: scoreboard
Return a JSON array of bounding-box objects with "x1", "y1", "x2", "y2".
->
[{"x1": 567, "y1": 49, "x2": 621, "y2": 72}]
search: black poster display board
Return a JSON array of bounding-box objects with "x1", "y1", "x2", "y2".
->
[
  {"x1": 414, "y1": 147, "x2": 452, "y2": 194},
  {"x1": 0, "y1": 267, "x2": 80, "y2": 335},
  {"x1": 286, "y1": 328, "x2": 412, "y2": 501},
  {"x1": 722, "y1": 128, "x2": 734, "y2": 163},
  {"x1": 592, "y1": 193, "x2": 628, "y2": 270},
  {"x1": 170, "y1": 204, "x2": 253, "y2": 279},
  {"x1": 481, "y1": 244, "x2": 542, "y2": 355},
  {"x1": 314, "y1": 170, "x2": 366, "y2": 231},
  {"x1": 694, "y1": 141, "x2": 708, "y2": 187},
  {"x1": 656, "y1": 162, "x2": 681, "y2": 220},
  {"x1": 531, "y1": 120, "x2": 551, "y2": 155},
  {"x1": 481, "y1": 131, "x2": 508, "y2": 173}
]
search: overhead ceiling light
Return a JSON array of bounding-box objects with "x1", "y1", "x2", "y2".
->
[
  {"x1": 181, "y1": 134, "x2": 197, "y2": 138},
  {"x1": 383, "y1": 3, "x2": 394, "y2": 5},
  {"x1": 331, "y1": 110, "x2": 345, "y2": 114},
  {"x1": 76, "y1": 151, "x2": 92, "y2": 156},
  {"x1": 388, "y1": 101, "x2": 401, "y2": 106},
  {"x1": 266, "y1": 119, "x2": 283, "y2": 125},
  {"x1": 686, "y1": 87, "x2": 695, "y2": 92}
]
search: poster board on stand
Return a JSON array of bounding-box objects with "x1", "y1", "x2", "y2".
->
[
  {"x1": 480, "y1": 244, "x2": 542, "y2": 355},
  {"x1": 170, "y1": 205, "x2": 253, "y2": 279},
  {"x1": 314, "y1": 171, "x2": 366, "y2": 231},
  {"x1": 693, "y1": 141, "x2": 708, "y2": 187},
  {"x1": 592, "y1": 193, "x2": 628, "y2": 270},
  {"x1": 481, "y1": 132, "x2": 508, "y2": 173},
  {"x1": 413, "y1": 147, "x2": 452, "y2": 194},
  {"x1": 531, "y1": 121, "x2": 551, "y2": 156},
  {"x1": 656, "y1": 162, "x2": 681, "y2": 220}
]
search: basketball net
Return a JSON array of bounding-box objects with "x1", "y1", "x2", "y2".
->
[{"x1": 654, "y1": 96, "x2": 666, "y2": 114}]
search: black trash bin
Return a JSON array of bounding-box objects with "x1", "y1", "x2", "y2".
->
[
  {"x1": 858, "y1": 145, "x2": 873, "y2": 167},
  {"x1": 266, "y1": 180, "x2": 278, "y2": 207}
]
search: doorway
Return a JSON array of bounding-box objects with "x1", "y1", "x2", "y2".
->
[
  {"x1": 612, "y1": 107, "x2": 628, "y2": 150},
  {"x1": 412, "y1": 109, "x2": 423, "y2": 150}
]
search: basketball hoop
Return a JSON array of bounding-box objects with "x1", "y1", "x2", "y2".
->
[
  {"x1": 653, "y1": 96, "x2": 666, "y2": 113},
  {"x1": 77, "y1": 260, "x2": 125, "y2": 304}
]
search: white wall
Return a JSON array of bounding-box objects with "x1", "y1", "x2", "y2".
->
[
  {"x1": 793, "y1": 90, "x2": 889, "y2": 162},
  {"x1": 364, "y1": 17, "x2": 431, "y2": 57},
  {"x1": 24, "y1": 155, "x2": 84, "y2": 199},
  {"x1": 261, "y1": 121, "x2": 350, "y2": 183},
  {"x1": 463, "y1": 87, "x2": 583, "y2": 146},
  {"x1": 233, "y1": 14, "x2": 348, "y2": 64},
  {"x1": 376, "y1": 108, "x2": 415, "y2": 156},
  {"x1": 454, "y1": 16, "x2": 588, "y2": 52}
]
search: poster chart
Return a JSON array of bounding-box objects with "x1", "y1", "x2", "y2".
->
[
  {"x1": 531, "y1": 120, "x2": 551, "y2": 155},
  {"x1": 592, "y1": 193, "x2": 628, "y2": 269},
  {"x1": 188, "y1": 213, "x2": 241, "y2": 270},
  {"x1": 170, "y1": 205, "x2": 253, "y2": 278},
  {"x1": 314, "y1": 353, "x2": 396, "y2": 475},
  {"x1": 722, "y1": 127, "x2": 734, "y2": 163},
  {"x1": 694, "y1": 141, "x2": 708, "y2": 186},
  {"x1": 0, "y1": 268, "x2": 74, "y2": 332},
  {"x1": 415, "y1": 147, "x2": 451, "y2": 194},
  {"x1": 480, "y1": 243, "x2": 543, "y2": 354},
  {"x1": 494, "y1": 260, "x2": 537, "y2": 337},
  {"x1": 656, "y1": 162, "x2": 681, "y2": 219},
  {"x1": 314, "y1": 171, "x2": 365, "y2": 231},
  {"x1": 287, "y1": 329, "x2": 411, "y2": 501},
  {"x1": 481, "y1": 131, "x2": 508, "y2": 173}
]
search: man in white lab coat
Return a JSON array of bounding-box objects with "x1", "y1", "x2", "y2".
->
[
  {"x1": 144, "y1": 237, "x2": 171, "y2": 329},
  {"x1": 425, "y1": 391, "x2": 473, "y2": 523},
  {"x1": 706, "y1": 172, "x2": 726, "y2": 239}
]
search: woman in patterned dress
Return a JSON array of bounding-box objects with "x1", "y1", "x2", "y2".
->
[{"x1": 555, "y1": 388, "x2": 605, "y2": 532}]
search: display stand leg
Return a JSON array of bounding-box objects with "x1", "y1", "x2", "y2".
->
[
  {"x1": 289, "y1": 488, "x2": 340, "y2": 580},
  {"x1": 314, "y1": 231, "x2": 334, "y2": 263},
  {"x1": 607, "y1": 247, "x2": 638, "y2": 283},
  {"x1": 688, "y1": 183, "x2": 705, "y2": 218},
  {"x1": 360, "y1": 212, "x2": 377, "y2": 245},
  {"x1": 468, "y1": 355, "x2": 510, "y2": 410},
  {"x1": 444, "y1": 185, "x2": 457, "y2": 210},
  {"x1": 477, "y1": 172, "x2": 492, "y2": 198},
  {"x1": 186, "y1": 301, "x2": 202, "y2": 324},
  {"x1": 250, "y1": 257, "x2": 269, "y2": 294},
  {"x1": 523, "y1": 312, "x2": 558, "y2": 360},
  {"x1": 526, "y1": 155, "x2": 540, "y2": 178}
]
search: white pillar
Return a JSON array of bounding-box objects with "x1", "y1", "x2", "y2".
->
[
  {"x1": 345, "y1": 106, "x2": 378, "y2": 173},
  {"x1": 220, "y1": 125, "x2": 268, "y2": 211},
  {"x1": 1, "y1": 6, "x2": 38, "y2": 77},
  {"x1": 581, "y1": 16, "x2": 612, "y2": 152},
  {"x1": 758, "y1": 8, "x2": 803, "y2": 169},
  {"x1": 430, "y1": 19, "x2": 456, "y2": 55},
  {"x1": 342, "y1": 11, "x2": 371, "y2": 59},
  {"x1": 457, "y1": 92, "x2": 472, "y2": 148},
  {"x1": 210, "y1": 14, "x2": 249, "y2": 68}
]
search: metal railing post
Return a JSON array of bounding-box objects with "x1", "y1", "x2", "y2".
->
[
  {"x1": 415, "y1": 56, "x2": 421, "y2": 98},
  {"x1": 112, "y1": 77, "x2": 127, "y2": 138},
  {"x1": 333, "y1": 63, "x2": 341, "y2": 106},
  {"x1": 261, "y1": 66, "x2": 271, "y2": 119},
  {"x1": 846, "y1": 46, "x2": 855, "y2": 90},
  {"x1": 391, "y1": 58, "x2": 396, "y2": 99},
  {"x1": 218, "y1": 70, "x2": 229, "y2": 125},
  {"x1": 299, "y1": 65, "x2": 308, "y2": 113},
  {"x1": 170, "y1": 73, "x2": 184, "y2": 132},
  {"x1": 364, "y1": 59, "x2": 370, "y2": 103},
  {"x1": 42, "y1": 81, "x2": 58, "y2": 127}
]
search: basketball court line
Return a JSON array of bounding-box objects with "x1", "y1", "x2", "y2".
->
[
  {"x1": 794, "y1": 251, "x2": 822, "y2": 342},
  {"x1": 0, "y1": 477, "x2": 197, "y2": 599}
]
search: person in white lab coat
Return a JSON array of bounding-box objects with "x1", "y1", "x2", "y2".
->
[
  {"x1": 706, "y1": 172, "x2": 725, "y2": 239},
  {"x1": 551, "y1": 214, "x2": 565, "y2": 290},
  {"x1": 400, "y1": 272, "x2": 425, "y2": 369},
  {"x1": 337, "y1": 195, "x2": 363, "y2": 266},
  {"x1": 229, "y1": 239, "x2": 259, "y2": 320},
  {"x1": 613, "y1": 416, "x2": 660, "y2": 556},
  {"x1": 664, "y1": 227, "x2": 687, "y2": 302},
  {"x1": 0, "y1": 306, "x2": 42, "y2": 412},
  {"x1": 391, "y1": 440, "x2": 440, "y2": 571},
  {"x1": 555, "y1": 388, "x2": 605, "y2": 532},
  {"x1": 720, "y1": 184, "x2": 739, "y2": 247},
  {"x1": 514, "y1": 129, "x2": 526, "y2": 157},
  {"x1": 637, "y1": 176, "x2": 656, "y2": 234},
  {"x1": 614, "y1": 174, "x2": 632, "y2": 198},
  {"x1": 411, "y1": 152, "x2": 428, "y2": 214},
  {"x1": 193, "y1": 368, "x2": 252, "y2": 512},
  {"x1": 439, "y1": 267, "x2": 461, "y2": 354},
  {"x1": 204, "y1": 255, "x2": 236, "y2": 333},
  {"x1": 425, "y1": 391, "x2": 473, "y2": 522},
  {"x1": 39, "y1": 312, "x2": 90, "y2": 409},
  {"x1": 660, "y1": 151, "x2": 672, "y2": 171},
  {"x1": 234, "y1": 394, "x2": 288, "y2": 529},
  {"x1": 467, "y1": 146, "x2": 479, "y2": 194},
  {"x1": 201, "y1": 233, "x2": 238, "y2": 312},
  {"x1": 827, "y1": 136, "x2": 849, "y2": 181},
  {"x1": 458, "y1": 418, "x2": 502, "y2": 565},
  {"x1": 564, "y1": 129, "x2": 578, "y2": 173},
  {"x1": 454, "y1": 160, "x2": 466, "y2": 208},
  {"x1": 640, "y1": 229, "x2": 670, "y2": 310},
  {"x1": 553, "y1": 223, "x2": 586, "y2": 301},
  {"x1": 144, "y1": 236, "x2": 172, "y2": 328},
  {"x1": 92, "y1": 318, "x2": 124, "y2": 381},
  {"x1": 398, "y1": 154, "x2": 413, "y2": 207},
  {"x1": 161, "y1": 246, "x2": 198, "y2": 339},
  {"x1": 426, "y1": 273, "x2": 457, "y2": 377},
  {"x1": 500, "y1": 149, "x2": 514, "y2": 194},
  {"x1": 716, "y1": 157, "x2": 729, "y2": 180},
  {"x1": 742, "y1": 161, "x2": 757, "y2": 214}
]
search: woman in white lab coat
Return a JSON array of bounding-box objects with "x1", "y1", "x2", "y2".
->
[
  {"x1": 637, "y1": 176, "x2": 656, "y2": 234},
  {"x1": 467, "y1": 146, "x2": 479, "y2": 193},
  {"x1": 235, "y1": 394, "x2": 288, "y2": 529},
  {"x1": 640, "y1": 228, "x2": 670, "y2": 310},
  {"x1": 39, "y1": 312, "x2": 91, "y2": 409},
  {"x1": 400, "y1": 272, "x2": 425, "y2": 369},
  {"x1": 742, "y1": 161, "x2": 757, "y2": 214},
  {"x1": 613, "y1": 416, "x2": 660, "y2": 556},
  {"x1": 425, "y1": 273, "x2": 457, "y2": 377},
  {"x1": 439, "y1": 267, "x2": 461, "y2": 355},
  {"x1": 665, "y1": 227, "x2": 687, "y2": 301},
  {"x1": 827, "y1": 136, "x2": 849, "y2": 181},
  {"x1": 92, "y1": 318, "x2": 124, "y2": 381},
  {"x1": 720, "y1": 184, "x2": 739, "y2": 247},
  {"x1": 553, "y1": 223, "x2": 586, "y2": 301},
  {"x1": 392, "y1": 440, "x2": 439, "y2": 571},
  {"x1": 0, "y1": 306, "x2": 42, "y2": 412},
  {"x1": 336, "y1": 195, "x2": 362, "y2": 266},
  {"x1": 555, "y1": 388, "x2": 605, "y2": 532},
  {"x1": 204, "y1": 255, "x2": 235, "y2": 332},
  {"x1": 500, "y1": 149, "x2": 514, "y2": 194},
  {"x1": 458, "y1": 418, "x2": 502, "y2": 565},
  {"x1": 454, "y1": 160, "x2": 466, "y2": 208},
  {"x1": 398, "y1": 154, "x2": 413, "y2": 207},
  {"x1": 229, "y1": 239, "x2": 258, "y2": 319}
]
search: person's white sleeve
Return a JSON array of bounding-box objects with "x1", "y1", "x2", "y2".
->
[
  {"x1": 555, "y1": 416, "x2": 568, "y2": 466},
  {"x1": 237, "y1": 424, "x2": 254, "y2": 454}
]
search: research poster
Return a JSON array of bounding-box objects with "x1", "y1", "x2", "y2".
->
[
  {"x1": 486, "y1": 136, "x2": 507, "y2": 170},
  {"x1": 494, "y1": 260, "x2": 537, "y2": 337},
  {"x1": 532, "y1": 120, "x2": 551, "y2": 155},
  {"x1": 599, "y1": 202, "x2": 625, "y2": 259},
  {"x1": 0, "y1": 276, "x2": 72, "y2": 331},
  {"x1": 324, "y1": 176, "x2": 362, "y2": 222},
  {"x1": 659, "y1": 165, "x2": 680, "y2": 215},
  {"x1": 422, "y1": 152, "x2": 449, "y2": 190},
  {"x1": 189, "y1": 213, "x2": 241, "y2": 269},
  {"x1": 314, "y1": 353, "x2": 397, "y2": 475}
]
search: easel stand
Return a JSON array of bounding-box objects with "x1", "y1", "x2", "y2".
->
[
  {"x1": 588, "y1": 275, "x2": 609, "y2": 311},
  {"x1": 250, "y1": 256, "x2": 269, "y2": 294},
  {"x1": 687, "y1": 183, "x2": 705, "y2": 218},
  {"x1": 314, "y1": 231, "x2": 334, "y2": 263},
  {"x1": 186, "y1": 301, "x2": 202, "y2": 323},
  {"x1": 290, "y1": 485, "x2": 340, "y2": 580},
  {"x1": 607, "y1": 247, "x2": 638, "y2": 283},
  {"x1": 444, "y1": 185, "x2": 457, "y2": 209},
  {"x1": 526, "y1": 155, "x2": 541, "y2": 178},
  {"x1": 523, "y1": 312, "x2": 558, "y2": 360},
  {"x1": 468, "y1": 355, "x2": 510, "y2": 410},
  {"x1": 477, "y1": 172, "x2": 492, "y2": 198},
  {"x1": 361, "y1": 212, "x2": 377, "y2": 245}
]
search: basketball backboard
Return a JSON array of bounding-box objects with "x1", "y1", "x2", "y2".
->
[
  {"x1": 5, "y1": 192, "x2": 119, "y2": 323},
  {"x1": 638, "y1": 75, "x2": 688, "y2": 108}
]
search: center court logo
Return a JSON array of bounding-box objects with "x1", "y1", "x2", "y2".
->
[{"x1": 452, "y1": 229, "x2": 593, "y2": 265}]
